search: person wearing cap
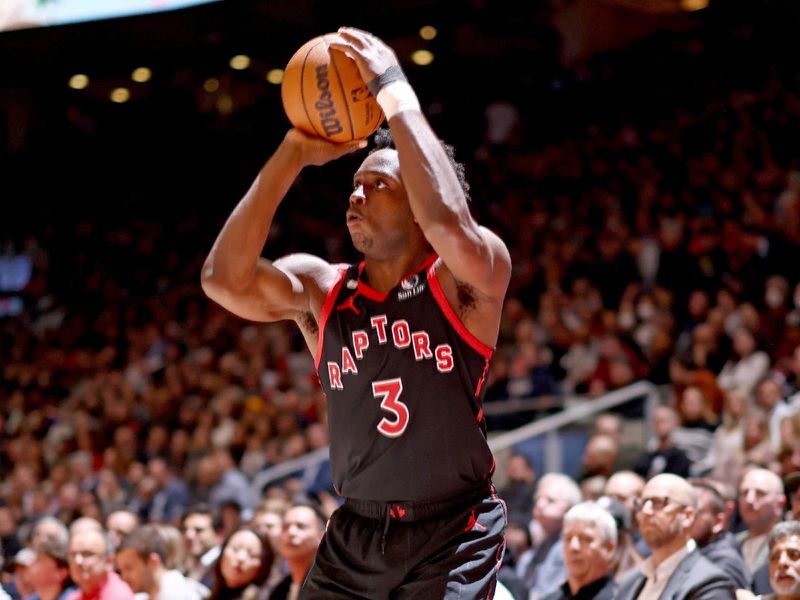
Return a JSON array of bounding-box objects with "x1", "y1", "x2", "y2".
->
[
  {"x1": 26, "y1": 538, "x2": 76, "y2": 600},
  {"x1": 5, "y1": 548, "x2": 36, "y2": 600}
]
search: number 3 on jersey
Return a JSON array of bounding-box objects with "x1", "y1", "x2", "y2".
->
[{"x1": 372, "y1": 378, "x2": 408, "y2": 438}]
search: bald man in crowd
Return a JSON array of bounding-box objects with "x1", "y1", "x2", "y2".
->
[
  {"x1": 105, "y1": 510, "x2": 140, "y2": 551},
  {"x1": 66, "y1": 527, "x2": 134, "y2": 600},
  {"x1": 616, "y1": 473, "x2": 734, "y2": 600},
  {"x1": 738, "y1": 469, "x2": 786, "y2": 577},
  {"x1": 582, "y1": 435, "x2": 620, "y2": 481}
]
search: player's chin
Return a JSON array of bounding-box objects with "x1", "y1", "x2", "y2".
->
[{"x1": 350, "y1": 232, "x2": 373, "y2": 253}]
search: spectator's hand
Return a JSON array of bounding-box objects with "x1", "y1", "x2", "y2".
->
[
  {"x1": 330, "y1": 28, "x2": 401, "y2": 89},
  {"x1": 283, "y1": 128, "x2": 365, "y2": 167}
]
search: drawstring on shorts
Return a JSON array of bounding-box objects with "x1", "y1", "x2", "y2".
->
[{"x1": 380, "y1": 507, "x2": 392, "y2": 554}]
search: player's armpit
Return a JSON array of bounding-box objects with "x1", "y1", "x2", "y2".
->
[{"x1": 425, "y1": 220, "x2": 511, "y2": 302}]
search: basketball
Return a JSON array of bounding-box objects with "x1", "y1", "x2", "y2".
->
[{"x1": 281, "y1": 34, "x2": 385, "y2": 143}]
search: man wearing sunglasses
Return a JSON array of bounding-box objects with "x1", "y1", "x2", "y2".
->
[{"x1": 616, "y1": 473, "x2": 735, "y2": 600}]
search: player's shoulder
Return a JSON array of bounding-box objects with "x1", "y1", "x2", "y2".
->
[{"x1": 273, "y1": 253, "x2": 344, "y2": 292}]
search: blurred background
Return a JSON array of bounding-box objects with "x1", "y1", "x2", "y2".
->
[{"x1": 2, "y1": 0, "x2": 800, "y2": 588}]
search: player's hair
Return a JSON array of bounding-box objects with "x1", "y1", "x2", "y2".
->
[{"x1": 370, "y1": 128, "x2": 471, "y2": 201}]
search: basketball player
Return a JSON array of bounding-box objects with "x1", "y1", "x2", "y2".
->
[{"x1": 202, "y1": 27, "x2": 511, "y2": 598}]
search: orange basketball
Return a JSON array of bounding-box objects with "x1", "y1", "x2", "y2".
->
[{"x1": 281, "y1": 34, "x2": 385, "y2": 143}]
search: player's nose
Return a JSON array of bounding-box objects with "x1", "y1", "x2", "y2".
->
[{"x1": 350, "y1": 184, "x2": 366, "y2": 205}]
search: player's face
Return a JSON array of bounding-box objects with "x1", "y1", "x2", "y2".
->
[{"x1": 348, "y1": 149, "x2": 417, "y2": 258}]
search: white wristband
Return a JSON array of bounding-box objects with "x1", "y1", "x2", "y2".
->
[{"x1": 376, "y1": 81, "x2": 421, "y2": 120}]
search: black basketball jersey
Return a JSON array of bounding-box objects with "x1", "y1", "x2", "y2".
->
[{"x1": 315, "y1": 254, "x2": 496, "y2": 502}]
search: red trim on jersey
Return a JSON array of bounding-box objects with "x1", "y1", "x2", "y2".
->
[
  {"x1": 354, "y1": 254, "x2": 438, "y2": 303},
  {"x1": 426, "y1": 263, "x2": 493, "y2": 360},
  {"x1": 475, "y1": 358, "x2": 490, "y2": 399},
  {"x1": 355, "y1": 260, "x2": 388, "y2": 302},
  {"x1": 315, "y1": 266, "x2": 349, "y2": 371}
]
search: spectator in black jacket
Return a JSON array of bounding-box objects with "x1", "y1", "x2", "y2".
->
[{"x1": 633, "y1": 405, "x2": 691, "y2": 480}]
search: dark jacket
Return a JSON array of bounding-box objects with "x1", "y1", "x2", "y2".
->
[
  {"x1": 541, "y1": 576, "x2": 616, "y2": 600},
  {"x1": 751, "y1": 562, "x2": 772, "y2": 596},
  {"x1": 699, "y1": 532, "x2": 752, "y2": 591},
  {"x1": 616, "y1": 549, "x2": 735, "y2": 600}
]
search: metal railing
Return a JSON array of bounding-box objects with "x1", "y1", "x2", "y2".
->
[{"x1": 249, "y1": 381, "x2": 660, "y2": 506}]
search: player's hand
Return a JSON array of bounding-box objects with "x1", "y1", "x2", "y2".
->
[
  {"x1": 329, "y1": 27, "x2": 400, "y2": 88},
  {"x1": 283, "y1": 128, "x2": 366, "y2": 167}
]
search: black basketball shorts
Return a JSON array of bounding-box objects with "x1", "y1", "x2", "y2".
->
[{"x1": 299, "y1": 492, "x2": 507, "y2": 599}]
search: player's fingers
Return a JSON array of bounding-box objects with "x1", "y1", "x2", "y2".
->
[
  {"x1": 327, "y1": 41, "x2": 360, "y2": 66},
  {"x1": 342, "y1": 139, "x2": 369, "y2": 153},
  {"x1": 335, "y1": 28, "x2": 366, "y2": 49},
  {"x1": 337, "y1": 27, "x2": 384, "y2": 50}
]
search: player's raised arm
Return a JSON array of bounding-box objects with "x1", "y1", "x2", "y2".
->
[
  {"x1": 201, "y1": 129, "x2": 364, "y2": 323},
  {"x1": 330, "y1": 28, "x2": 511, "y2": 303}
]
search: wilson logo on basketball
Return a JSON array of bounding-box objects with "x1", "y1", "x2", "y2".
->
[{"x1": 315, "y1": 65, "x2": 344, "y2": 137}]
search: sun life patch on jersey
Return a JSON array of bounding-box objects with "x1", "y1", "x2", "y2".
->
[{"x1": 397, "y1": 273, "x2": 426, "y2": 301}]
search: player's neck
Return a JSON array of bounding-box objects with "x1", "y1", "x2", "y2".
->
[{"x1": 362, "y1": 248, "x2": 432, "y2": 293}]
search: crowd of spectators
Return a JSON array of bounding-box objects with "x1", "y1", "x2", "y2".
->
[{"x1": 2, "y1": 5, "x2": 800, "y2": 600}]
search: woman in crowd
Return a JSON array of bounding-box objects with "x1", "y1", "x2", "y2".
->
[{"x1": 208, "y1": 528, "x2": 274, "y2": 600}]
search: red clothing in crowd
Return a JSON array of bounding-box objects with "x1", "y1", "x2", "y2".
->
[{"x1": 66, "y1": 572, "x2": 134, "y2": 600}]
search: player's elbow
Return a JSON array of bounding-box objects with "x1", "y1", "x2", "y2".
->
[{"x1": 200, "y1": 262, "x2": 240, "y2": 307}]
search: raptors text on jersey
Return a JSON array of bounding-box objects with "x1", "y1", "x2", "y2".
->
[{"x1": 315, "y1": 254, "x2": 496, "y2": 502}]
